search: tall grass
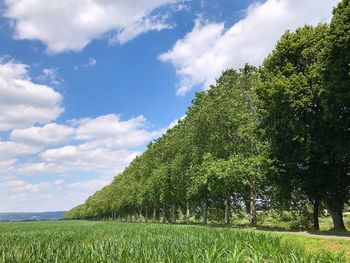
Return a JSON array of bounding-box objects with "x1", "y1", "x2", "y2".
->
[{"x1": 0, "y1": 221, "x2": 345, "y2": 262}]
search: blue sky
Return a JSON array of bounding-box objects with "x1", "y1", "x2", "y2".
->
[{"x1": 0, "y1": 0, "x2": 338, "y2": 212}]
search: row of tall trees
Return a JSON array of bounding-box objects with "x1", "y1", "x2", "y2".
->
[{"x1": 64, "y1": 1, "x2": 350, "y2": 230}]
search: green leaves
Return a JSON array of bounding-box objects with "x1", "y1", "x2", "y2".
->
[
  {"x1": 258, "y1": 24, "x2": 331, "y2": 207},
  {"x1": 319, "y1": 0, "x2": 350, "y2": 217}
]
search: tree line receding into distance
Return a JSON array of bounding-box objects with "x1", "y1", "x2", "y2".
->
[{"x1": 64, "y1": 0, "x2": 350, "y2": 231}]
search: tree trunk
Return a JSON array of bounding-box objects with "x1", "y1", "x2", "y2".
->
[
  {"x1": 313, "y1": 199, "x2": 320, "y2": 230},
  {"x1": 203, "y1": 198, "x2": 208, "y2": 225},
  {"x1": 172, "y1": 204, "x2": 176, "y2": 224},
  {"x1": 145, "y1": 207, "x2": 148, "y2": 223},
  {"x1": 250, "y1": 182, "x2": 257, "y2": 226},
  {"x1": 244, "y1": 197, "x2": 251, "y2": 214},
  {"x1": 153, "y1": 207, "x2": 156, "y2": 222},
  {"x1": 186, "y1": 202, "x2": 190, "y2": 224},
  {"x1": 224, "y1": 197, "x2": 230, "y2": 225},
  {"x1": 329, "y1": 208, "x2": 346, "y2": 230},
  {"x1": 139, "y1": 208, "x2": 142, "y2": 222},
  {"x1": 162, "y1": 204, "x2": 166, "y2": 223}
]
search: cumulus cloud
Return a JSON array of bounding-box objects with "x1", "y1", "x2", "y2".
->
[
  {"x1": 3, "y1": 114, "x2": 163, "y2": 177},
  {"x1": 0, "y1": 179, "x2": 50, "y2": 204},
  {"x1": 10, "y1": 123, "x2": 74, "y2": 147},
  {"x1": 39, "y1": 146, "x2": 139, "y2": 176},
  {"x1": 74, "y1": 114, "x2": 161, "y2": 149},
  {"x1": 4, "y1": 0, "x2": 179, "y2": 53},
  {"x1": 160, "y1": 0, "x2": 339, "y2": 95},
  {"x1": 0, "y1": 60, "x2": 63, "y2": 130},
  {"x1": 0, "y1": 141, "x2": 40, "y2": 161}
]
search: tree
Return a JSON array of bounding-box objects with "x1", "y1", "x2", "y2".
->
[
  {"x1": 258, "y1": 24, "x2": 329, "y2": 230},
  {"x1": 320, "y1": 0, "x2": 350, "y2": 230}
]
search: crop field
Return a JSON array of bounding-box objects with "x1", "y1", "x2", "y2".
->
[{"x1": 0, "y1": 221, "x2": 347, "y2": 262}]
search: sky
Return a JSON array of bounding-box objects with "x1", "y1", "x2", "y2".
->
[{"x1": 0, "y1": 0, "x2": 339, "y2": 212}]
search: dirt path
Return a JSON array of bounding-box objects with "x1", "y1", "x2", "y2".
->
[{"x1": 259, "y1": 230, "x2": 350, "y2": 241}]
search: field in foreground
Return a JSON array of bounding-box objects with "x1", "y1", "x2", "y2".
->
[{"x1": 0, "y1": 221, "x2": 347, "y2": 262}]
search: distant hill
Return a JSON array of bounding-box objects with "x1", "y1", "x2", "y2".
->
[{"x1": 0, "y1": 211, "x2": 66, "y2": 222}]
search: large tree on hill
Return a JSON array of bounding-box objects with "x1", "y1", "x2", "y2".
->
[{"x1": 320, "y1": 0, "x2": 350, "y2": 230}]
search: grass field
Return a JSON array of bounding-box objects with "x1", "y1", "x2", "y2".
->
[{"x1": 0, "y1": 221, "x2": 347, "y2": 262}]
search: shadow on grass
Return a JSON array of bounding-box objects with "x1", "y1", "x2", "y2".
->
[
  {"x1": 209, "y1": 223, "x2": 350, "y2": 238},
  {"x1": 99, "y1": 219, "x2": 350, "y2": 238},
  {"x1": 240, "y1": 224, "x2": 350, "y2": 238}
]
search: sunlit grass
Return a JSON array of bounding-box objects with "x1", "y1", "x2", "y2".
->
[
  {"x1": 281, "y1": 235, "x2": 350, "y2": 261},
  {"x1": 0, "y1": 221, "x2": 346, "y2": 262}
]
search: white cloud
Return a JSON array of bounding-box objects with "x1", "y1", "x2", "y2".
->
[
  {"x1": 3, "y1": 180, "x2": 50, "y2": 193},
  {"x1": 37, "y1": 68, "x2": 63, "y2": 86},
  {"x1": 0, "y1": 141, "x2": 41, "y2": 161},
  {"x1": 54, "y1": 179, "x2": 64, "y2": 186},
  {"x1": 64, "y1": 114, "x2": 179, "y2": 174},
  {"x1": 160, "y1": 0, "x2": 339, "y2": 95},
  {"x1": 4, "y1": 114, "x2": 162, "y2": 176},
  {"x1": 0, "y1": 60, "x2": 63, "y2": 130},
  {"x1": 39, "y1": 145, "x2": 139, "y2": 175},
  {"x1": 10, "y1": 123, "x2": 74, "y2": 147},
  {"x1": 14, "y1": 162, "x2": 61, "y2": 175},
  {"x1": 0, "y1": 159, "x2": 16, "y2": 171},
  {"x1": 74, "y1": 58, "x2": 97, "y2": 70},
  {"x1": 75, "y1": 114, "x2": 146, "y2": 140},
  {"x1": 4, "y1": 0, "x2": 178, "y2": 53},
  {"x1": 0, "y1": 179, "x2": 75, "y2": 211},
  {"x1": 112, "y1": 14, "x2": 174, "y2": 44},
  {"x1": 67, "y1": 178, "x2": 111, "y2": 191},
  {"x1": 75, "y1": 114, "x2": 161, "y2": 149}
]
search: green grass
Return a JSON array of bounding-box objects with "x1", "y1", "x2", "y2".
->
[
  {"x1": 280, "y1": 235, "x2": 350, "y2": 261},
  {"x1": 0, "y1": 221, "x2": 346, "y2": 262},
  {"x1": 230, "y1": 227, "x2": 350, "y2": 261}
]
